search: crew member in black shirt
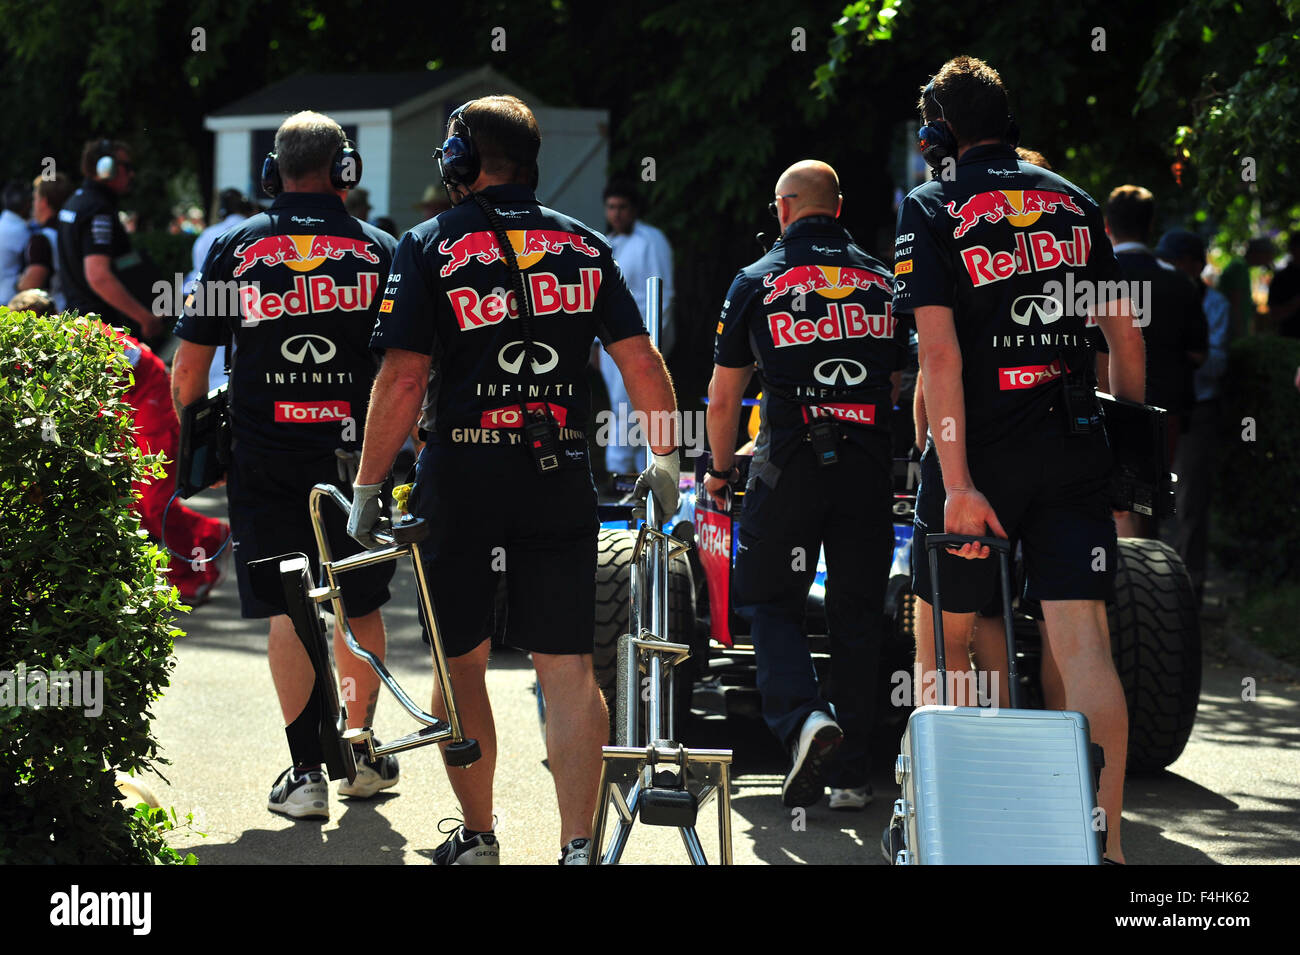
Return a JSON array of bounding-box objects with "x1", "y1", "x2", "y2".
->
[
  {"x1": 57, "y1": 140, "x2": 160, "y2": 340},
  {"x1": 706, "y1": 160, "x2": 904, "y2": 812},
  {"x1": 348, "y1": 95, "x2": 678, "y2": 865},
  {"x1": 171, "y1": 111, "x2": 401, "y2": 822},
  {"x1": 895, "y1": 56, "x2": 1145, "y2": 862}
]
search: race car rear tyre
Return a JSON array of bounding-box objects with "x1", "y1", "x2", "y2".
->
[
  {"x1": 1107, "y1": 537, "x2": 1202, "y2": 773},
  {"x1": 594, "y1": 527, "x2": 697, "y2": 736}
]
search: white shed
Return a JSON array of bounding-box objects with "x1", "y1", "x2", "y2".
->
[{"x1": 203, "y1": 66, "x2": 610, "y2": 233}]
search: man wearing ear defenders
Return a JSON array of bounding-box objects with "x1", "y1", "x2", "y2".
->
[
  {"x1": 896, "y1": 56, "x2": 1145, "y2": 862},
  {"x1": 172, "y1": 111, "x2": 401, "y2": 822},
  {"x1": 350, "y1": 94, "x2": 678, "y2": 865},
  {"x1": 57, "y1": 139, "x2": 161, "y2": 341}
]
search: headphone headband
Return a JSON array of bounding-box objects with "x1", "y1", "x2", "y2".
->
[{"x1": 260, "y1": 133, "x2": 362, "y2": 199}]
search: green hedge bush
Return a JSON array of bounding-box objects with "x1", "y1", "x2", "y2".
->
[
  {"x1": 1213, "y1": 334, "x2": 1300, "y2": 584},
  {"x1": 0, "y1": 307, "x2": 191, "y2": 863}
]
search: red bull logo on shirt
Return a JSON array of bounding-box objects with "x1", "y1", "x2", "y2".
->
[
  {"x1": 438, "y1": 229, "x2": 600, "y2": 278},
  {"x1": 447, "y1": 269, "x2": 602, "y2": 331},
  {"x1": 768, "y1": 301, "x2": 895, "y2": 348},
  {"x1": 944, "y1": 189, "x2": 1085, "y2": 239},
  {"x1": 232, "y1": 234, "x2": 380, "y2": 277},
  {"x1": 961, "y1": 227, "x2": 1093, "y2": 289},
  {"x1": 761, "y1": 264, "x2": 891, "y2": 305},
  {"x1": 239, "y1": 273, "x2": 380, "y2": 322}
]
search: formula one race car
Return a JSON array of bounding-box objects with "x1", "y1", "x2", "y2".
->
[{"x1": 592, "y1": 450, "x2": 1202, "y2": 773}]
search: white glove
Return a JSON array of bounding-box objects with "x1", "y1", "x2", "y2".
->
[
  {"x1": 633, "y1": 450, "x2": 680, "y2": 522},
  {"x1": 347, "y1": 482, "x2": 386, "y2": 549}
]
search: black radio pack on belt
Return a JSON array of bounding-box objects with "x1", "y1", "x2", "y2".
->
[
  {"x1": 176, "y1": 324, "x2": 234, "y2": 498},
  {"x1": 1057, "y1": 352, "x2": 1102, "y2": 435}
]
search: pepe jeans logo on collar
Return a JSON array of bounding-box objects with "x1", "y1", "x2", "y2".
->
[
  {"x1": 290, "y1": 215, "x2": 325, "y2": 226},
  {"x1": 810, "y1": 245, "x2": 843, "y2": 255}
]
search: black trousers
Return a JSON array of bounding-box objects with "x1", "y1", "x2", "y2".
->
[{"x1": 733, "y1": 431, "x2": 894, "y2": 787}]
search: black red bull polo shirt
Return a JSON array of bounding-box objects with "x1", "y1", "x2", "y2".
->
[
  {"x1": 893, "y1": 143, "x2": 1121, "y2": 448},
  {"x1": 57, "y1": 180, "x2": 135, "y2": 330},
  {"x1": 713, "y1": 214, "x2": 906, "y2": 483},
  {"x1": 369, "y1": 183, "x2": 646, "y2": 453},
  {"x1": 174, "y1": 192, "x2": 397, "y2": 454}
]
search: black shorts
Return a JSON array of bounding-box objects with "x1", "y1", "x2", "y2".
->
[
  {"x1": 912, "y1": 430, "x2": 1116, "y2": 613},
  {"x1": 405, "y1": 440, "x2": 598, "y2": 659},
  {"x1": 227, "y1": 445, "x2": 394, "y2": 620}
]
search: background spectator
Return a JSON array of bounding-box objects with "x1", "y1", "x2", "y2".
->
[
  {"x1": 8, "y1": 288, "x2": 55, "y2": 315},
  {"x1": 1156, "y1": 229, "x2": 1229, "y2": 607},
  {"x1": 595, "y1": 177, "x2": 675, "y2": 476},
  {"x1": 17, "y1": 173, "x2": 75, "y2": 311},
  {"x1": 1217, "y1": 236, "x2": 1275, "y2": 339},
  {"x1": 1268, "y1": 232, "x2": 1300, "y2": 338},
  {"x1": 185, "y1": 187, "x2": 253, "y2": 392},
  {"x1": 0, "y1": 179, "x2": 32, "y2": 303},
  {"x1": 414, "y1": 183, "x2": 450, "y2": 221},
  {"x1": 344, "y1": 186, "x2": 372, "y2": 222}
]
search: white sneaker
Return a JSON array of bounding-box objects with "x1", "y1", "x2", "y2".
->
[
  {"x1": 559, "y1": 838, "x2": 592, "y2": 865},
  {"x1": 432, "y1": 822, "x2": 500, "y2": 865},
  {"x1": 338, "y1": 745, "x2": 399, "y2": 798},
  {"x1": 782, "y1": 711, "x2": 843, "y2": 808},
  {"x1": 268, "y1": 767, "x2": 329, "y2": 820},
  {"x1": 829, "y1": 785, "x2": 873, "y2": 811}
]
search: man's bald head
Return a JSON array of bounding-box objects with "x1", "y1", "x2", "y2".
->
[{"x1": 774, "y1": 161, "x2": 841, "y2": 226}]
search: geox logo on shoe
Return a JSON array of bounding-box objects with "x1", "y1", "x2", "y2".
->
[{"x1": 49, "y1": 885, "x2": 151, "y2": 935}]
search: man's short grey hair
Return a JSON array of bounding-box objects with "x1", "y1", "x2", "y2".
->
[{"x1": 274, "y1": 111, "x2": 345, "y2": 181}]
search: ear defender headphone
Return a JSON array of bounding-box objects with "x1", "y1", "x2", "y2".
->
[
  {"x1": 261, "y1": 136, "x2": 363, "y2": 198},
  {"x1": 94, "y1": 139, "x2": 117, "y2": 180},
  {"x1": 433, "y1": 102, "x2": 541, "y2": 203},
  {"x1": 434, "y1": 103, "x2": 481, "y2": 203},
  {"x1": 916, "y1": 78, "x2": 1020, "y2": 169}
]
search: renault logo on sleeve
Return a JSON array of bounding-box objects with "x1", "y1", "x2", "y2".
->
[
  {"x1": 813, "y1": 358, "x2": 868, "y2": 386},
  {"x1": 1011, "y1": 294, "x2": 1064, "y2": 326},
  {"x1": 281, "y1": 334, "x2": 337, "y2": 364},
  {"x1": 498, "y1": 340, "x2": 560, "y2": 375}
]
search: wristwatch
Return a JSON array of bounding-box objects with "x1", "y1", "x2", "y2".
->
[{"x1": 706, "y1": 465, "x2": 737, "y2": 480}]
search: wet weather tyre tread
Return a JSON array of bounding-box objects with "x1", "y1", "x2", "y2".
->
[{"x1": 1107, "y1": 538, "x2": 1202, "y2": 773}]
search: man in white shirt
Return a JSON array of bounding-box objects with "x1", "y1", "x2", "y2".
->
[
  {"x1": 186, "y1": 189, "x2": 252, "y2": 391},
  {"x1": 597, "y1": 179, "x2": 675, "y2": 476},
  {"x1": 0, "y1": 181, "x2": 33, "y2": 304}
]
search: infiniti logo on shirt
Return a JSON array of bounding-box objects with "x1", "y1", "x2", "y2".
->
[
  {"x1": 498, "y1": 340, "x2": 559, "y2": 375},
  {"x1": 1010, "y1": 294, "x2": 1064, "y2": 326},
  {"x1": 281, "y1": 333, "x2": 337, "y2": 364},
  {"x1": 813, "y1": 358, "x2": 868, "y2": 386}
]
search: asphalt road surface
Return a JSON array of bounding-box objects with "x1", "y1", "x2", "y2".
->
[{"x1": 141, "y1": 489, "x2": 1300, "y2": 865}]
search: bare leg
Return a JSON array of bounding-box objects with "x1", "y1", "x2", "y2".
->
[
  {"x1": 532, "y1": 652, "x2": 608, "y2": 846},
  {"x1": 334, "y1": 609, "x2": 385, "y2": 730},
  {"x1": 913, "y1": 599, "x2": 978, "y2": 706},
  {"x1": 969, "y1": 613, "x2": 1011, "y2": 708},
  {"x1": 268, "y1": 614, "x2": 314, "y2": 724},
  {"x1": 430, "y1": 640, "x2": 496, "y2": 832},
  {"x1": 1040, "y1": 599, "x2": 1127, "y2": 863},
  {"x1": 1039, "y1": 621, "x2": 1065, "y2": 709}
]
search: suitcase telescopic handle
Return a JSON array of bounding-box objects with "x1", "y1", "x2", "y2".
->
[{"x1": 924, "y1": 532, "x2": 1022, "y2": 709}]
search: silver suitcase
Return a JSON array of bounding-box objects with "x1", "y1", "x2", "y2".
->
[{"x1": 887, "y1": 533, "x2": 1102, "y2": 865}]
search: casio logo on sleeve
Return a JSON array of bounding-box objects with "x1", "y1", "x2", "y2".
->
[{"x1": 281, "y1": 333, "x2": 337, "y2": 364}]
